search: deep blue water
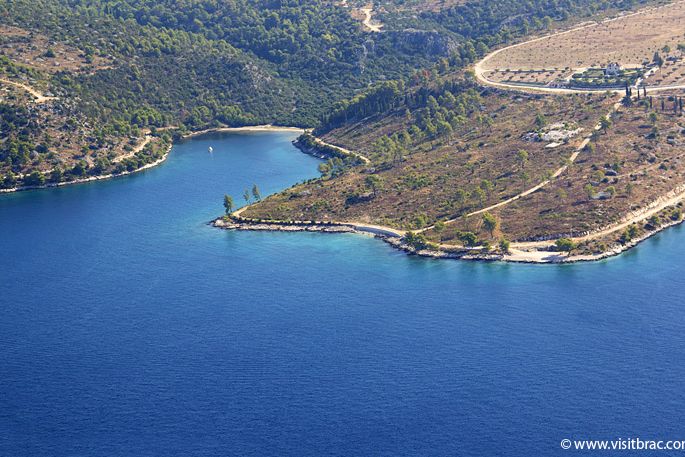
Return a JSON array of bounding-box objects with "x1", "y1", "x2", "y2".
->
[{"x1": 1, "y1": 131, "x2": 685, "y2": 456}]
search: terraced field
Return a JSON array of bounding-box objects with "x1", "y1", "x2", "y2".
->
[{"x1": 478, "y1": 0, "x2": 685, "y2": 90}]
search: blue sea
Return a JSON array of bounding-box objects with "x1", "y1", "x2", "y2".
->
[{"x1": 1, "y1": 131, "x2": 684, "y2": 456}]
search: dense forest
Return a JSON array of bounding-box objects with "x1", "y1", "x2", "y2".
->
[
  {"x1": 1, "y1": 0, "x2": 648, "y2": 132},
  {"x1": 0, "y1": 0, "x2": 445, "y2": 130},
  {"x1": 319, "y1": 0, "x2": 649, "y2": 134},
  {"x1": 0, "y1": 0, "x2": 656, "y2": 189}
]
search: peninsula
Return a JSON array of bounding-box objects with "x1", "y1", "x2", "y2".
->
[
  {"x1": 216, "y1": 0, "x2": 685, "y2": 263},
  {"x1": 3, "y1": 0, "x2": 685, "y2": 262}
]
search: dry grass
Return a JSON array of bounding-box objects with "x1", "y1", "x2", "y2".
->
[
  {"x1": 425, "y1": 100, "x2": 685, "y2": 243},
  {"x1": 0, "y1": 25, "x2": 111, "y2": 74},
  {"x1": 484, "y1": 69, "x2": 573, "y2": 86},
  {"x1": 243, "y1": 90, "x2": 613, "y2": 231},
  {"x1": 245, "y1": 90, "x2": 685, "y2": 247},
  {"x1": 651, "y1": 58, "x2": 685, "y2": 86},
  {"x1": 482, "y1": 1, "x2": 685, "y2": 74}
]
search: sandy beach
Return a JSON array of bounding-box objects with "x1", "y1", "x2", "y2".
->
[{"x1": 182, "y1": 125, "x2": 306, "y2": 139}]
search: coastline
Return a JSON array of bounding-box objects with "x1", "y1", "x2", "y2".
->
[
  {"x1": 293, "y1": 134, "x2": 371, "y2": 164},
  {"x1": 0, "y1": 144, "x2": 173, "y2": 194},
  {"x1": 8, "y1": 118, "x2": 685, "y2": 264},
  {"x1": 213, "y1": 201, "x2": 685, "y2": 264},
  {"x1": 0, "y1": 124, "x2": 307, "y2": 195}
]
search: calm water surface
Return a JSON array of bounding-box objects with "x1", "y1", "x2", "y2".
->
[{"x1": 1, "y1": 132, "x2": 685, "y2": 456}]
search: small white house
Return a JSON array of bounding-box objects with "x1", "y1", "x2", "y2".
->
[{"x1": 604, "y1": 62, "x2": 622, "y2": 76}]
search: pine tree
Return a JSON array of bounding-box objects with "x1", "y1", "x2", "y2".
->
[{"x1": 223, "y1": 195, "x2": 234, "y2": 215}]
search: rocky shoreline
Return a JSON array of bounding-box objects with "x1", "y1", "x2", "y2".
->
[
  {"x1": 214, "y1": 217, "x2": 356, "y2": 234},
  {"x1": 212, "y1": 210, "x2": 685, "y2": 264},
  {"x1": 212, "y1": 216, "x2": 514, "y2": 261}
]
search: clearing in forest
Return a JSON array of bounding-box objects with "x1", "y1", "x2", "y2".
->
[{"x1": 480, "y1": 0, "x2": 685, "y2": 89}]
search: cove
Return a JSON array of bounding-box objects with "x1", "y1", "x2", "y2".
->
[{"x1": 1, "y1": 131, "x2": 685, "y2": 456}]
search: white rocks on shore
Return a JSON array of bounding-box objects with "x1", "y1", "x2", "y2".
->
[{"x1": 213, "y1": 218, "x2": 354, "y2": 233}]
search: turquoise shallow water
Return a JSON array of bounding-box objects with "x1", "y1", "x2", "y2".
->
[{"x1": 1, "y1": 131, "x2": 685, "y2": 456}]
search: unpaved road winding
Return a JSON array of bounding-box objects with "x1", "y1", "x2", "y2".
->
[
  {"x1": 361, "y1": 6, "x2": 383, "y2": 32},
  {"x1": 0, "y1": 78, "x2": 57, "y2": 103}
]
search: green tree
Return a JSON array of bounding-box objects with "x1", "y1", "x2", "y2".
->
[
  {"x1": 473, "y1": 187, "x2": 486, "y2": 205},
  {"x1": 455, "y1": 188, "x2": 468, "y2": 209},
  {"x1": 499, "y1": 239, "x2": 511, "y2": 254},
  {"x1": 555, "y1": 237, "x2": 576, "y2": 254},
  {"x1": 480, "y1": 179, "x2": 494, "y2": 196},
  {"x1": 318, "y1": 162, "x2": 331, "y2": 176},
  {"x1": 625, "y1": 182, "x2": 634, "y2": 196},
  {"x1": 600, "y1": 116, "x2": 612, "y2": 133},
  {"x1": 2, "y1": 172, "x2": 17, "y2": 188},
  {"x1": 243, "y1": 189, "x2": 251, "y2": 204},
  {"x1": 24, "y1": 171, "x2": 45, "y2": 186},
  {"x1": 223, "y1": 194, "x2": 234, "y2": 215},
  {"x1": 621, "y1": 224, "x2": 640, "y2": 244},
  {"x1": 482, "y1": 212, "x2": 498, "y2": 237},
  {"x1": 653, "y1": 51, "x2": 664, "y2": 67},
  {"x1": 49, "y1": 167, "x2": 63, "y2": 183},
  {"x1": 459, "y1": 231, "x2": 479, "y2": 247},
  {"x1": 252, "y1": 184, "x2": 261, "y2": 202},
  {"x1": 404, "y1": 231, "x2": 431, "y2": 250},
  {"x1": 516, "y1": 149, "x2": 529, "y2": 169},
  {"x1": 71, "y1": 161, "x2": 87, "y2": 177},
  {"x1": 365, "y1": 175, "x2": 384, "y2": 197}
]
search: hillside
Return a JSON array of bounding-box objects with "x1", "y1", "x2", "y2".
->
[
  {"x1": 240, "y1": 76, "x2": 615, "y2": 232},
  {"x1": 0, "y1": 0, "x2": 457, "y2": 129},
  {"x1": 0, "y1": 0, "x2": 662, "y2": 193},
  {"x1": 234, "y1": 0, "x2": 685, "y2": 261},
  {"x1": 0, "y1": 0, "x2": 448, "y2": 188}
]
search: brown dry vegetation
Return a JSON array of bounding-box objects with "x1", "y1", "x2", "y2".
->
[
  {"x1": 0, "y1": 25, "x2": 111, "y2": 74},
  {"x1": 484, "y1": 69, "x2": 573, "y2": 87},
  {"x1": 424, "y1": 97, "x2": 685, "y2": 244},
  {"x1": 482, "y1": 0, "x2": 685, "y2": 74},
  {"x1": 651, "y1": 56, "x2": 685, "y2": 86},
  {"x1": 243, "y1": 90, "x2": 614, "y2": 230}
]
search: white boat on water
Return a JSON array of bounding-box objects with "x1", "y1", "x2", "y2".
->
[{"x1": 208, "y1": 146, "x2": 213, "y2": 153}]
